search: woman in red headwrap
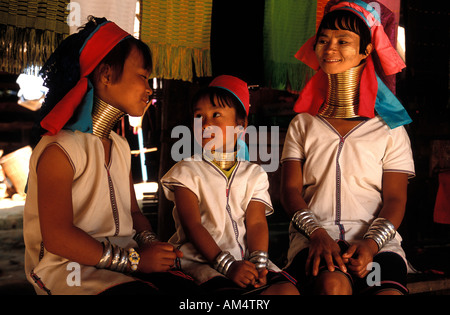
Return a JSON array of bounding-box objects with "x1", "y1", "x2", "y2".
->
[
  {"x1": 281, "y1": 1, "x2": 414, "y2": 295},
  {"x1": 23, "y1": 17, "x2": 198, "y2": 295}
]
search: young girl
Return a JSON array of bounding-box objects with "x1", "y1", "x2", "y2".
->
[
  {"x1": 23, "y1": 17, "x2": 197, "y2": 295},
  {"x1": 161, "y1": 75, "x2": 298, "y2": 295},
  {"x1": 281, "y1": 1, "x2": 415, "y2": 295}
]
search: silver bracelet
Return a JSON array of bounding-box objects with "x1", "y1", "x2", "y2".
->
[
  {"x1": 95, "y1": 241, "x2": 139, "y2": 274},
  {"x1": 363, "y1": 217, "x2": 396, "y2": 250},
  {"x1": 96, "y1": 241, "x2": 113, "y2": 269},
  {"x1": 292, "y1": 209, "x2": 323, "y2": 238},
  {"x1": 213, "y1": 251, "x2": 236, "y2": 276},
  {"x1": 109, "y1": 244, "x2": 122, "y2": 271},
  {"x1": 117, "y1": 247, "x2": 129, "y2": 273},
  {"x1": 248, "y1": 251, "x2": 268, "y2": 270},
  {"x1": 134, "y1": 230, "x2": 159, "y2": 247}
]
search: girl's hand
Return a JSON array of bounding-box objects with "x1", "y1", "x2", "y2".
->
[
  {"x1": 307, "y1": 229, "x2": 347, "y2": 276},
  {"x1": 137, "y1": 242, "x2": 181, "y2": 273},
  {"x1": 227, "y1": 260, "x2": 259, "y2": 288},
  {"x1": 342, "y1": 239, "x2": 378, "y2": 278},
  {"x1": 254, "y1": 268, "x2": 268, "y2": 288}
]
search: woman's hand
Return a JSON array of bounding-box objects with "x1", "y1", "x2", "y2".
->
[
  {"x1": 306, "y1": 228, "x2": 347, "y2": 276},
  {"x1": 342, "y1": 239, "x2": 378, "y2": 278}
]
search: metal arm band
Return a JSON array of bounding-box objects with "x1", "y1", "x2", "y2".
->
[
  {"x1": 248, "y1": 251, "x2": 269, "y2": 270},
  {"x1": 292, "y1": 209, "x2": 323, "y2": 238},
  {"x1": 363, "y1": 218, "x2": 396, "y2": 250},
  {"x1": 95, "y1": 241, "x2": 140, "y2": 274},
  {"x1": 213, "y1": 251, "x2": 236, "y2": 276}
]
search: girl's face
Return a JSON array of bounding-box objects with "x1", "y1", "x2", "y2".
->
[
  {"x1": 104, "y1": 46, "x2": 152, "y2": 116},
  {"x1": 315, "y1": 28, "x2": 369, "y2": 74},
  {"x1": 193, "y1": 96, "x2": 242, "y2": 153}
]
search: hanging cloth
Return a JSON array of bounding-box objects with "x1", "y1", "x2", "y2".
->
[
  {"x1": 0, "y1": 0, "x2": 70, "y2": 75},
  {"x1": 140, "y1": 0, "x2": 213, "y2": 82},
  {"x1": 263, "y1": 0, "x2": 317, "y2": 92}
]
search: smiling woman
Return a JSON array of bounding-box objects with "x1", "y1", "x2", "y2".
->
[
  {"x1": 314, "y1": 29, "x2": 372, "y2": 74},
  {"x1": 281, "y1": 0, "x2": 414, "y2": 296},
  {"x1": 313, "y1": 10, "x2": 373, "y2": 75}
]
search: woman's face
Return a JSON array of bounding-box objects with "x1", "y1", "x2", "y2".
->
[{"x1": 315, "y1": 28, "x2": 369, "y2": 74}]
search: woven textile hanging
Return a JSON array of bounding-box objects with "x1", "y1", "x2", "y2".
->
[
  {"x1": 68, "y1": 0, "x2": 137, "y2": 35},
  {"x1": 263, "y1": 0, "x2": 317, "y2": 92},
  {"x1": 0, "y1": 0, "x2": 70, "y2": 75},
  {"x1": 140, "y1": 0, "x2": 213, "y2": 82}
]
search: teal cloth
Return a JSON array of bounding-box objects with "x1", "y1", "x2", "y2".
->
[
  {"x1": 375, "y1": 75, "x2": 412, "y2": 129},
  {"x1": 64, "y1": 79, "x2": 94, "y2": 133}
]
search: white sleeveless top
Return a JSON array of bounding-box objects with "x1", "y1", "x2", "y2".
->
[
  {"x1": 281, "y1": 114, "x2": 415, "y2": 267},
  {"x1": 23, "y1": 130, "x2": 138, "y2": 295},
  {"x1": 161, "y1": 155, "x2": 280, "y2": 284}
]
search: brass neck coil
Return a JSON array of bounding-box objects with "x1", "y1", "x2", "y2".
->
[
  {"x1": 318, "y1": 62, "x2": 366, "y2": 119},
  {"x1": 92, "y1": 97, "x2": 125, "y2": 139}
]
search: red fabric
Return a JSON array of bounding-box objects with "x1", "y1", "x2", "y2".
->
[
  {"x1": 41, "y1": 22, "x2": 130, "y2": 135},
  {"x1": 293, "y1": 55, "x2": 377, "y2": 118},
  {"x1": 209, "y1": 75, "x2": 250, "y2": 116},
  {"x1": 434, "y1": 171, "x2": 450, "y2": 225}
]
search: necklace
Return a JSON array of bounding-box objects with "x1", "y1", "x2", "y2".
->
[
  {"x1": 92, "y1": 97, "x2": 125, "y2": 139},
  {"x1": 318, "y1": 62, "x2": 366, "y2": 119},
  {"x1": 204, "y1": 150, "x2": 237, "y2": 171}
]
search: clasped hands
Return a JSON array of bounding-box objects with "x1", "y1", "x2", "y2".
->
[
  {"x1": 227, "y1": 260, "x2": 268, "y2": 289},
  {"x1": 306, "y1": 228, "x2": 379, "y2": 278}
]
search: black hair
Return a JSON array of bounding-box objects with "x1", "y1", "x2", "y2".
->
[
  {"x1": 90, "y1": 34, "x2": 152, "y2": 84},
  {"x1": 191, "y1": 87, "x2": 247, "y2": 126},
  {"x1": 33, "y1": 16, "x2": 152, "y2": 141},
  {"x1": 315, "y1": 10, "x2": 372, "y2": 55}
]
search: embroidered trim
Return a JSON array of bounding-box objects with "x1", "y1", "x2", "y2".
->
[
  {"x1": 105, "y1": 167, "x2": 120, "y2": 236},
  {"x1": 30, "y1": 270, "x2": 52, "y2": 295},
  {"x1": 317, "y1": 116, "x2": 370, "y2": 240},
  {"x1": 205, "y1": 158, "x2": 245, "y2": 259}
]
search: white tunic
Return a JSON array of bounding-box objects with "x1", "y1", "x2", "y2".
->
[
  {"x1": 281, "y1": 114, "x2": 415, "y2": 267},
  {"x1": 23, "y1": 130, "x2": 138, "y2": 295},
  {"x1": 161, "y1": 155, "x2": 279, "y2": 284}
]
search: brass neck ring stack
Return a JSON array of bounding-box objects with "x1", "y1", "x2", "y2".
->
[
  {"x1": 203, "y1": 150, "x2": 237, "y2": 171},
  {"x1": 92, "y1": 97, "x2": 125, "y2": 139},
  {"x1": 318, "y1": 62, "x2": 366, "y2": 119}
]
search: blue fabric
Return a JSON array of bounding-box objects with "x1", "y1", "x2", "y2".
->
[
  {"x1": 374, "y1": 75, "x2": 412, "y2": 129},
  {"x1": 347, "y1": 0, "x2": 382, "y2": 23},
  {"x1": 63, "y1": 79, "x2": 94, "y2": 133},
  {"x1": 237, "y1": 138, "x2": 249, "y2": 161}
]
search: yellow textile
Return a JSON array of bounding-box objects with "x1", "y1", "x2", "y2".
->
[
  {"x1": 0, "y1": 0, "x2": 69, "y2": 74},
  {"x1": 141, "y1": 0, "x2": 213, "y2": 82}
]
